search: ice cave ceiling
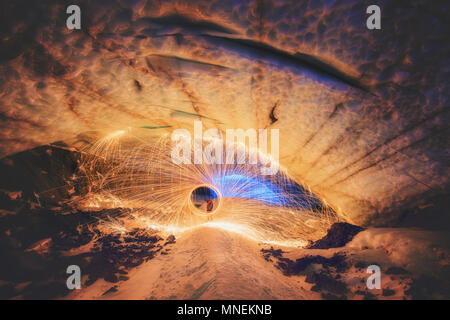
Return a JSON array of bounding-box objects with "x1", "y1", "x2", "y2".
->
[{"x1": 0, "y1": 0, "x2": 448, "y2": 228}]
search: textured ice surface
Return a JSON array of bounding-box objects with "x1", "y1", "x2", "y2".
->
[{"x1": 0, "y1": 0, "x2": 448, "y2": 226}]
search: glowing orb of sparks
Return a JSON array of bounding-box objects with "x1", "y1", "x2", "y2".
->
[
  {"x1": 76, "y1": 128, "x2": 340, "y2": 246},
  {"x1": 189, "y1": 184, "x2": 222, "y2": 217}
]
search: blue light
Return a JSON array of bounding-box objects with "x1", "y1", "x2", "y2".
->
[
  {"x1": 207, "y1": 172, "x2": 323, "y2": 210},
  {"x1": 211, "y1": 174, "x2": 284, "y2": 205}
]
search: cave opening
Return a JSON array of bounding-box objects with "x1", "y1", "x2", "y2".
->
[{"x1": 189, "y1": 185, "x2": 221, "y2": 216}]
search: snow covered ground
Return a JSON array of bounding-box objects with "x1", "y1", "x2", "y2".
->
[{"x1": 67, "y1": 226, "x2": 450, "y2": 300}]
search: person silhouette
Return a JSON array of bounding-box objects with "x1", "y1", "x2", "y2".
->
[
  {"x1": 206, "y1": 199, "x2": 214, "y2": 221},
  {"x1": 206, "y1": 199, "x2": 214, "y2": 212}
]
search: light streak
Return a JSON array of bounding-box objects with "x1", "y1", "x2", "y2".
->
[{"x1": 74, "y1": 128, "x2": 339, "y2": 245}]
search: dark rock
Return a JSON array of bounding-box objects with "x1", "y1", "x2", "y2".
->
[
  {"x1": 405, "y1": 275, "x2": 450, "y2": 299},
  {"x1": 165, "y1": 235, "x2": 176, "y2": 245},
  {"x1": 104, "y1": 273, "x2": 119, "y2": 283},
  {"x1": 305, "y1": 272, "x2": 349, "y2": 295},
  {"x1": 311, "y1": 285, "x2": 321, "y2": 292},
  {"x1": 385, "y1": 266, "x2": 409, "y2": 275},
  {"x1": 276, "y1": 253, "x2": 349, "y2": 276},
  {"x1": 363, "y1": 291, "x2": 377, "y2": 300},
  {"x1": 134, "y1": 80, "x2": 142, "y2": 91},
  {"x1": 261, "y1": 247, "x2": 284, "y2": 262},
  {"x1": 382, "y1": 289, "x2": 396, "y2": 296},
  {"x1": 119, "y1": 275, "x2": 129, "y2": 281},
  {"x1": 0, "y1": 145, "x2": 92, "y2": 207},
  {"x1": 22, "y1": 281, "x2": 68, "y2": 299},
  {"x1": 306, "y1": 222, "x2": 365, "y2": 249},
  {"x1": 355, "y1": 289, "x2": 378, "y2": 300},
  {"x1": 102, "y1": 286, "x2": 118, "y2": 296},
  {"x1": 0, "y1": 146, "x2": 167, "y2": 299},
  {"x1": 321, "y1": 292, "x2": 347, "y2": 300},
  {"x1": 85, "y1": 276, "x2": 98, "y2": 287}
]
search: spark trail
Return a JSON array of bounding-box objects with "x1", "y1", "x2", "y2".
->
[{"x1": 74, "y1": 128, "x2": 339, "y2": 246}]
